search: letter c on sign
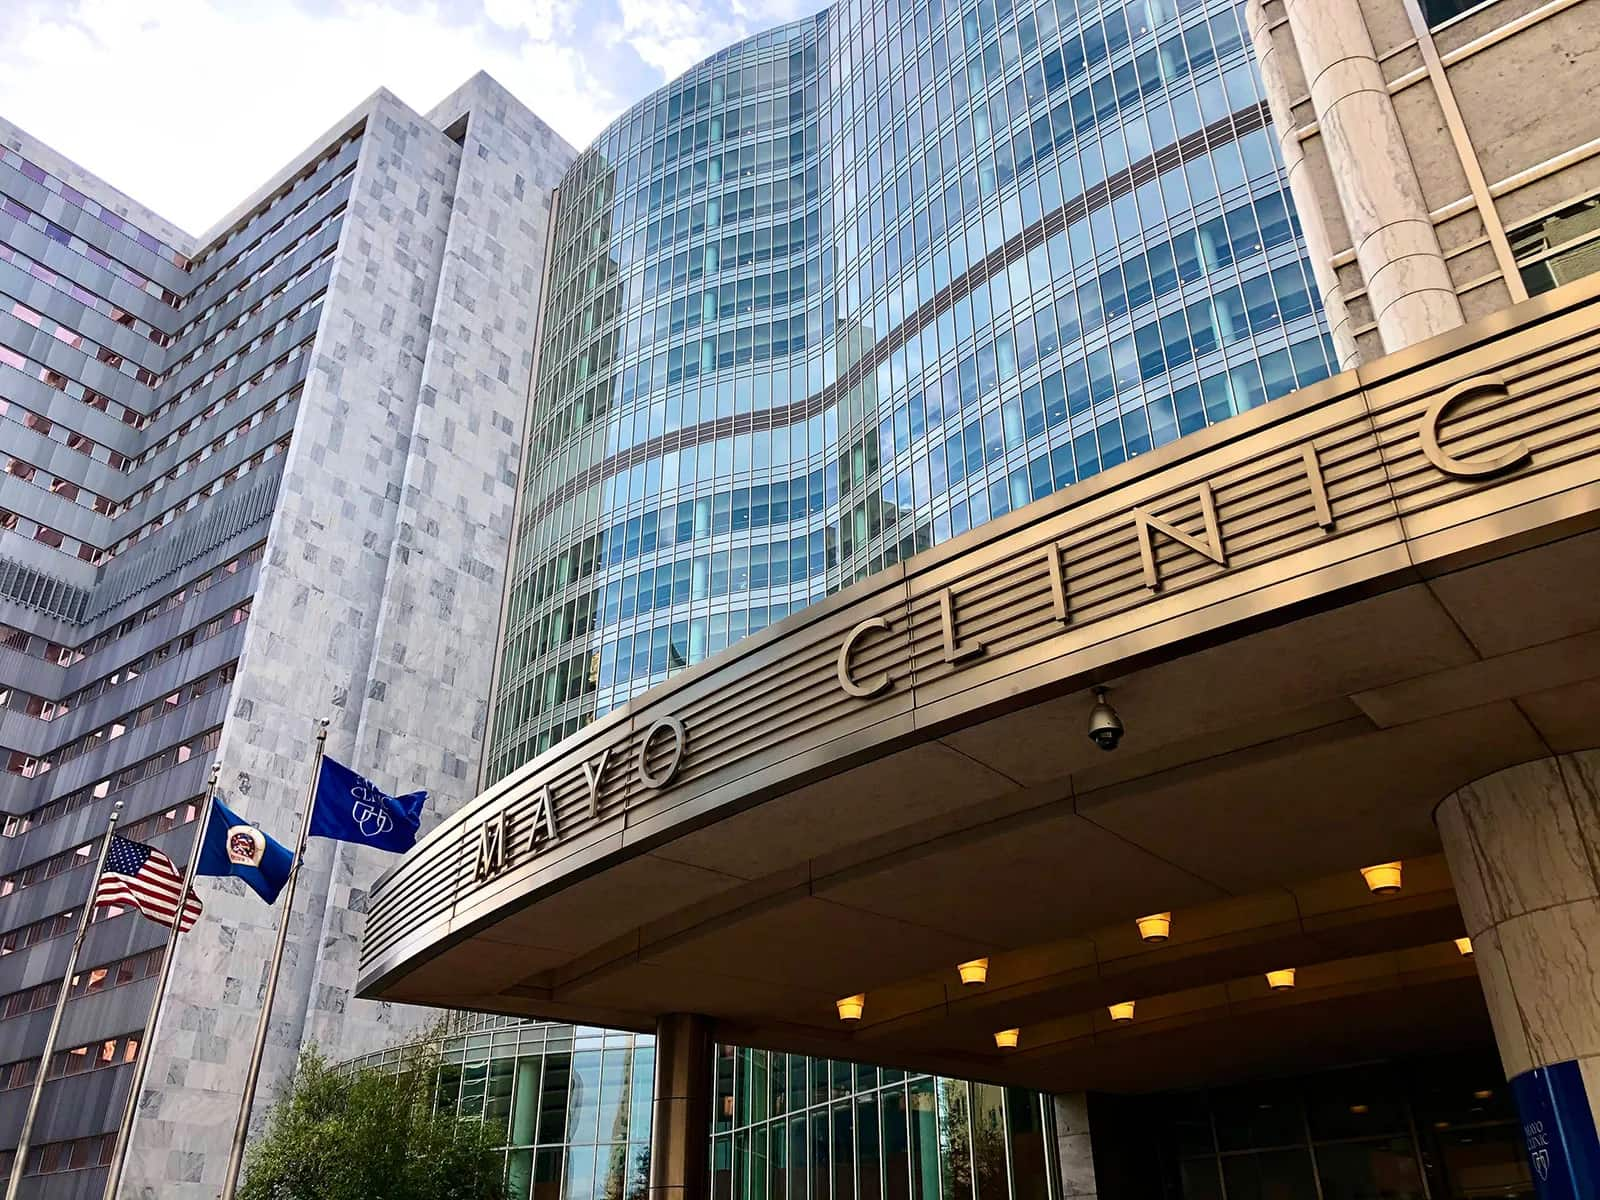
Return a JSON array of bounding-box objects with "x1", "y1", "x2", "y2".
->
[
  {"x1": 837, "y1": 617, "x2": 893, "y2": 698},
  {"x1": 1419, "y1": 376, "x2": 1531, "y2": 479},
  {"x1": 637, "y1": 717, "x2": 687, "y2": 790}
]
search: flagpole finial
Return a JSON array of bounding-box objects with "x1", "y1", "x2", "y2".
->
[
  {"x1": 208, "y1": 761, "x2": 222, "y2": 788},
  {"x1": 316, "y1": 717, "x2": 329, "y2": 742}
]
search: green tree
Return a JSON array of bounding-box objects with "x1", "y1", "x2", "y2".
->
[{"x1": 240, "y1": 1037, "x2": 508, "y2": 1200}]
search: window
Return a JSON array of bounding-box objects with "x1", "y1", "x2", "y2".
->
[{"x1": 1511, "y1": 196, "x2": 1600, "y2": 297}]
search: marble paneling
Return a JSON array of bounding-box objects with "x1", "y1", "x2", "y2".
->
[{"x1": 1052, "y1": 1093, "x2": 1098, "y2": 1198}]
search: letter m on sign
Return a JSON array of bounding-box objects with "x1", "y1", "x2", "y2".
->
[{"x1": 474, "y1": 810, "x2": 511, "y2": 881}]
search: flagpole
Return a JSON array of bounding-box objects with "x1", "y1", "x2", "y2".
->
[
  {"x1": 219, "y1": 718, "x2": 327, "y2": 1200},
  {"x1": 100, "y1": 765, "x2": 220, "y2": 1200},
  {"x1": 4, "y1": 799, "x2": 124, "y2": 1200}
]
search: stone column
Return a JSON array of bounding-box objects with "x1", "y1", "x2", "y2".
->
[
  {"x1": 649, "y1": 1014, "x2": 713, "y2": 1200},
  {"x1": 1437, "y1": 751, "x2": 1600, "y2": 1187},
  {"x1": 1281, "y1": 0, "x2": 1462, "y2": 353},
  {"x1": 1052, "y1": 1094, "x2": 1098, "y2": 1198},
  {"x1": 1246, "y1": 0, "x2": 1359, "y2": 369}
]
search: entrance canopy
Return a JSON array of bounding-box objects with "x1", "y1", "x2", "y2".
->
[{"x1": 359, "y1": 280, "x2": 1600, "y2": 1094}]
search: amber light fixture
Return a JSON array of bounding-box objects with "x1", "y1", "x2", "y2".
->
[
  {"x1": 994, "y1": 1028, "x2": 1020, "y2": 1050},
  {"x1": 957, "y1": 958, "x2": 990, "y2": 985},
  {"x1": 1455, "y1": 937, "x2": 1474, "y2": 956},
  {"x1": 1265, "y1": 968, "x2": 1296, "y2": 991},
  {"x1": 836, "y1": 994, "x2": 866, "y2": 1021},
  {"x1": 1136, "y1": 913, "x2": 1172, "y2": 943},
  {"x1": 1360, "y1": 861, "x2": 1404, "y2": 894},
  {"x1": 1108, "y1": 1001, "x2": 1136, "y2": 1024}
]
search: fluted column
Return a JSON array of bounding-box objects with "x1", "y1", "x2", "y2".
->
[
  {"x1": 1246, "y1": 0, "x2": 1360, "y2": 369},
  {"x1": 648, "y1": 1013, "x2": 713, "y2": 1200},
  {"x1": 1437, "y1": 751, "x2": 1600, "y2": 1191},
  {"x1": 1281, "y1": 0, "x2": 1462, "y2": 353}
]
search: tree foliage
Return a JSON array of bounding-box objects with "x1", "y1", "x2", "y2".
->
[{"x1": 240, "y1": 1035, "x2": 508, "y2": 1200}]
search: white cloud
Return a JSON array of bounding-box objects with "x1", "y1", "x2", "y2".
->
[
  {"x1": 0, "y1": 0, "x2": 627, "y2": 235},
  {"x1": 609, "y1": 0, "x2": 821, "y2": 83}
]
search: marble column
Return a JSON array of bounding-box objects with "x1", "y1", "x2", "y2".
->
[
  {"x1": 1280, "y1": 0, "x2": 1463, "y2": 353},
  {"x1": 1437, "y1": 751, "x2": 1600, "y2": 1126},
  {"x1": 1052, "y1": 1093, "x2": 1098, "y2": 1198},
  {"x1": 648, "y1": 1013, "x2": 713, "y2": 1200},
  {"x1": 1246, "y1": 0, "x2": 1360, "y2": 370}
]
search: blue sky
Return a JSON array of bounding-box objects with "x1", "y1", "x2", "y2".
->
[{"x1": 0, "y1": 0, "x2": 820, "y2": 237}]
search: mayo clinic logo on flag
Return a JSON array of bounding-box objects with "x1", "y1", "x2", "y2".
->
[
  {"x1": 350, "y1": 783, "x2": 395, "y2": 840},
  {"x1": 310, "y1": 757, "x2": 425, "y2": 854}
]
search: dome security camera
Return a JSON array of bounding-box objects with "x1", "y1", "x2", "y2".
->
[{"x1": 1087, "y1": 687, "x2": 1124, "y2": 751}]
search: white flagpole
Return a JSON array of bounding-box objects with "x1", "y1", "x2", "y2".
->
[
  {"x1": 100, "y1": 764, "x2": 220, "y2": 1200},
  {"x1": 4, "y1": 799, "x2": 124, "y2": 1200},
  {"x1": 218, "y1": 718, "x2": 328, "y2": 1200}
]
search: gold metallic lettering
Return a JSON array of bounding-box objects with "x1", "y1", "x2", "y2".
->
[
  {"x1": 939, "y1": 588, "x2": 985, "y2": 662},
  {"x1": 581, "y1": 749, "x2": 611, "y2": 818},
  {"x1": 525, "y1": 785, "x2": 559, "y2": 852},
  {"x1": 637, "y1": 717, "x2": 687, "y2": 789},
  {"x1": 474, "y1": 809, "x2": 510, "y2": 881},
  {"x1": 1134, "y1": 482, "x2": 1225, "y2": 591},
  {"x1": 837, "y1": 617, "x2": 893, "y2": 698},
  {"x1": 1419, "y1": 375, "x2": 1530, "y2": 479},
  {"x1": 1042, "y1": 542, "x2": 1069, "y2": 624},
  {"x1": 1302, "y1": 444, "x2": 1334, "y2": 530}
]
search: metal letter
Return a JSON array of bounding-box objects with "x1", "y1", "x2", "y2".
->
[
  {"x1": 838, "y1": 618, "x2": 893, "y2": 697},
  {"x1": 1134, "y1": 482, "x2": 1226, "y2": 591},
  {"x1": 526, "y1": 785, "x2": 559, "y2": 853},
  {"x1": 581, "y1": 748, "x2": 611, "y2": 818},
  {"x1": 1419, "y1": 375, "x2": 1530, "y2": 479},
  {"x1": 1302, "y1": 444, "x2": 1334, "y2": 530},
  {"x1": 1042, "y1": 543, "x2": 1069, "y2": 624},
  {"x1": 939, "y1": 588, "x2": 985, "y2": 662},
  {"x1": 638, "y1": 716, "x2": 687, "y2": 789},
  {"x1": 474, "y1": 809, "x2": 510, "y2": 881}
]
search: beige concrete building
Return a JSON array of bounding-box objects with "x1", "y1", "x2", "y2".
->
[{"x1": 1248, "y1": 0, "x2": 1600, "y2": 362}]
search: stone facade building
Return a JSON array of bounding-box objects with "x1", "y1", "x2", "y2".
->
[{"x1": 0, "y1": 75, "x2": 573, "y2": 1198}]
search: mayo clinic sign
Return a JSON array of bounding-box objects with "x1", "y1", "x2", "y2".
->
[{"x1": 466, "y1": 373, "x2": 1535, "y2": 889}]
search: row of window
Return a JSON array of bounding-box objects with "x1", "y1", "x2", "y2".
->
[
  {"x1": 0, "y1": 898, "x2": 127, "y2": 957},
  {"x1": 3, "y1": 452, "x2": 117, "y2": 515},
  {"x1": 5, "y1": 292, "x2": 164, "y2": 388},
  {"x1": 0, "y1": 785, "x2": 206, "y2": 898},
  {"x1": 0, "y1": 1030, "x2": 142, "y2": 1092},
  {"x1": 0, "y1": 1131, "x2": 117, "y2": 1179},
  {"x1": 0, "y1": 945, "x2": 162, "y2": 1020},
  {"x1": 5, "y1": 600, "x2": 249, "y2": 728},
  {"x1": 0, "y1": 191, "x2": 179, "y2": 306},
  {"x1": 2, "y1": 145, "x2": 187, "y2": 266},
  {"x1": 0, "y1": 389, "x2": 135, "y2": 472},
  {"x1": 4, "y1": 660, "x2": 236, "y2": 777},
  {"x1": 162, "y1": 226, "x2": 338, "y2": 380},
  {"x1": 502, "y1": 229, "x2": 1311, "y2": 689},
  {"x1": 0, "y1": 506, "x2": 104, "y2": 563},
  {"x1": 490, "y1": 324, "x2": 1327, "y2": 758},
  {"x1": 0, "y1": 239, "x2": 169, "y2": 345},
  {"x1": 137, "y1": 336, "x2": 312, "y2": 468},
  {"x1": 0, "y1": 335, "x2": 154, "y2": 429},
  {"x1": 111, "y1": 433, "x2": 289, "y2": 558},
  {"x1": 0, "y1": 540, "x2": 262, "y2": 668}
]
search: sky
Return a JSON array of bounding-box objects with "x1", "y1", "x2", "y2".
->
[{"x1": 0, "y1": 0, "x2": 821, "y2": 239}]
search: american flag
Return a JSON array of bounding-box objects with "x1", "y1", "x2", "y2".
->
[{"x1": 94, "y1": 835, "x2": 202, "y2": 931}]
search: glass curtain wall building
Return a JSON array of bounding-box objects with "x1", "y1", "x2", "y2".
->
[
  {"x1": 353, "y1": 1021, "x2": 1059, "y2": 1200},
  {"x1": 487, "y1": 0, "x2": 1335, "y2": 776}
]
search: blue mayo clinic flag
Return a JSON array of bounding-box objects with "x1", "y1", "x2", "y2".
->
[
  {"x1": 196, "y1": 796, "x2": 295, "y2": 904},
  {"x1": 309, "y1": 756, "x2": 425, "y2": 854}
]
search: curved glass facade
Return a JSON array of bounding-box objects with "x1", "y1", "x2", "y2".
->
[{"x1": 488, "y1": 0, "x2": 1334, "y2": 778}]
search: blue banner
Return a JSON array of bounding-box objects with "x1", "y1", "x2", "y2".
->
[
  {"x1": 195, "y1": 796, "x2": 295, "y2": 904},
  {"x1": 1511, "y1": 1059, "x2": 1600, "y2": 1199},
  {"x1": 309, "y1": 756, "x2": 425, "y2": 853}
]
